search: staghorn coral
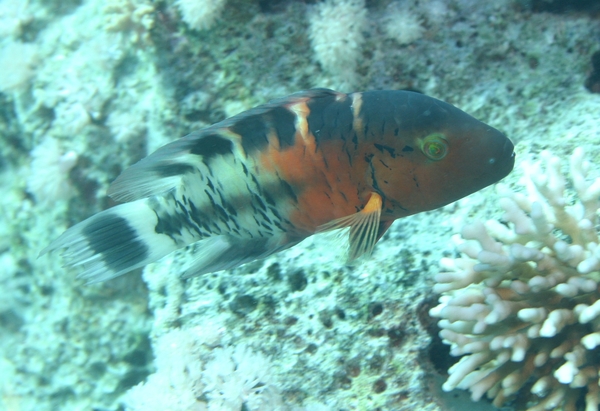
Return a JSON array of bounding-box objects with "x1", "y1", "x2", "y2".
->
[{"x1": 430, "y1": 148, "x2": 600, "y2": 410}]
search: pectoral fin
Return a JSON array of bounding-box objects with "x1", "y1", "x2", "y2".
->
[{"x1": 318, "y1": 192, "x2": 384, "y2": 260}]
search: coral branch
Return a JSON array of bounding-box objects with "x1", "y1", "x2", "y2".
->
[{"x1": 430, "y1": 149, "x2": 600, "y2": 410}]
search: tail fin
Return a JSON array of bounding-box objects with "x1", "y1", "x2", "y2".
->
[{"x1": 41, "y1": 201, "x2": 179, "y2": 283}]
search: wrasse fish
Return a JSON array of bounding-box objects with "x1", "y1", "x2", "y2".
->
[{"x1": 43, "y1": 88, "x2": 515, "y2": 282}]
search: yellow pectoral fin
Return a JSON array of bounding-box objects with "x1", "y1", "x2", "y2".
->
[{"x1": 318, "y1": 192, "x2": 383, "y2": 260}]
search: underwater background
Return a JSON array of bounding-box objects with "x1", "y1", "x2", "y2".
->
[{"x1": 0, "y1": 0, "x2": 599, "y2": 410}]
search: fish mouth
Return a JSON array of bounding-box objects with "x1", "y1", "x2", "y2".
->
[
  {"x1": 478, "y1": 135, "x2": 515, "y2": 186},
  {"x1": 496, "y1": 137, "x2": 515, "y2": 178}
]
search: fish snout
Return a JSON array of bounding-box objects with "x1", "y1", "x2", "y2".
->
[
  {"x1": 474, "y1": 130, "x2": 515, "y2": 186},
  {"x1": 493, "y1": 135, "x2": 515, "y2": 177}
]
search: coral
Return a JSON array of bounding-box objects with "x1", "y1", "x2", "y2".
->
[
  {"x1": 0, "y1": 41, "x2": 39, "y2": 93},
  {"x1": 26, "y1": 137, "x2": 78, "y2": 203},
  {"x1": 382, "y1": 4, "x2": 424, "y2": 45},
  {"x1": 101, "y1": 0, "x2": 155, "y2": 45},
  {"x1": 430, "y1": 148, "x2": 600, "y2": 410},
  {"x1": 124, "y1": 326, "x2": 299, "y2": 411},
  {"x1": 102, "y1": 0, "x2": 155, "y2": 34},
  {"x1": 27, "y1": 0, "x2": 152, "y2": 139},
  {"x1": 0, "y1": 356, "x2": 18, "y2": 411},
  {"x1": 421, "y1": 0, "x2": 450, "y2": 25},
  {"x1": 203, "y1": 344, "x2": 284, "y2": 411},
  {"x1": 142, "y1": 257, "x2": 188, "y2": 336},
  {"x1": 34, "y1": 31, "x2": 125, "y2": 135},
  {"x1": 0, "y1": 0, "x2": 34, "y2": 38},
  {"x1": 175, "y1": 0, "x2": 226, "y2": 31},
  {"x1": 124, "y1": 328, "x2": 207, "y2": 411},
  {"x1": 308, "y1": 0, "x2": 366, "y2": 89}
]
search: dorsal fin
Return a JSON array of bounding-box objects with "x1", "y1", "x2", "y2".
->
[
  {"x1": 262, "y1": 88, "x2": 341, "y2": 108},
  {"x1": 108, "y1": 89, "x2": 343, "y2": 203},
  {"x1": 107, "y1": 129, "x2": 233, "y2": 202}
]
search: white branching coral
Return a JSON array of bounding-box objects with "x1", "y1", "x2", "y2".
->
[
  {"x1": 27, "y1": 137, "x2": 78, "y2": 203},
  {"x1": 0, "y1": 41, "x2": 39, "y2": 93},
  {"x1": 176, "y1": 0, "x2": 226, "y2": 31},
  {"x1": 125, "y1": 328, "x2": 207, "y2": 411},
  {"x1": 203, "y1": 344, "x2": 284, "y2": 411},
  {"x1": 430, "y1": 148, "x2": 600, "y2": 410},
  {"x1": 308, "y1": 0, "x2": 366, "y2": 89},
  {"x1": 124, "y1": 326, "x2": 300, "y2": 411},
  {"x1": 382, "y1": 4, "x2": 424, "y2": 45}
]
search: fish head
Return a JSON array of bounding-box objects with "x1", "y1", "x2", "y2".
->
[{"x1": 369, "y1": 92, "x2": 515, "y2": 217}]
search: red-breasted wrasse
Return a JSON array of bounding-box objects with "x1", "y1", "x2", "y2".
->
[{"x1": 42, "y1": 88, "x2": 515, "y2": 282}]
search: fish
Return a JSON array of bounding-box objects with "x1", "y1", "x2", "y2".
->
[{"x1": 42, "y1": 88, "x2": 515, "y2": 282}]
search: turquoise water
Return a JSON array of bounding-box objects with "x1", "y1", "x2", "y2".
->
[{"x1": 0, "y1": 0, "x2": 599, "y2": 410}]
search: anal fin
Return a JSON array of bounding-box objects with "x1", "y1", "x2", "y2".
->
[
  {"x1": 318, "y1": 192, "x2": 384, "y2": 260},
  {"x1": 180, "y1": 234, "x2": 297, "y2": 278}
]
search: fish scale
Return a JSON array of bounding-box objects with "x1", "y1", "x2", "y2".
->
[
  {"x1": 42, "y1": 88, "x2": 515, "y2": 282},
  {"x1": 153, "y1": 144, "x2": 293, "y2": 240}
]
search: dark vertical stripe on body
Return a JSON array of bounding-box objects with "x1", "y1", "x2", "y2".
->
[
  {"x1": 306, "y1": 94, "x2": 353, "y2": 143},
  {"x1": 189, "y1": 133, "x2": 234, "y2": 159},
  {"x1": 268, "y1": 106, "x2": 296, "y2": 149},
  {"x1": 232, "y1": 105, "x2": 297, "y2": 154},
  {"x1": 359, "y1": 91, "x2": 397, "y2": 140},
  {"x1": 231, "y1": 113, "x2": 270, "y2": 154}
]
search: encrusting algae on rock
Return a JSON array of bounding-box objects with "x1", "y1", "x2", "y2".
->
[{"x1": 42, "y1": 88, "x2": 515, "y2": 282}]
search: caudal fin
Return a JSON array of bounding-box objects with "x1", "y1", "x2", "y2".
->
[{"x1": 41, "y1": 201, "x2": 179, "y2": 283}]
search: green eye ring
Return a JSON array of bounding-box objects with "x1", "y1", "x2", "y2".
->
[{"x1": 420, "y1": 133, "x2": 449, "y2": 161}]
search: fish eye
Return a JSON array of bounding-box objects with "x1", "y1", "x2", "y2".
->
[{"x1": 420, "y1": 133, "x2": 448, "y2": 161}]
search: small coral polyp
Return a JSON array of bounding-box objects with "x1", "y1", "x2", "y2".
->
[{"x1": 430, "y1": 148, "x2": 600, "y2": 410}]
